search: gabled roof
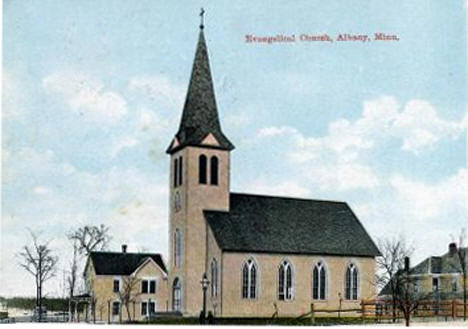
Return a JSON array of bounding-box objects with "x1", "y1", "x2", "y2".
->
[
  {"x1": 410, "y1": 248, "x2": 467, "y2": 275},
  {"x1": 205, "y1": 193, "x2": 381, "y2": 257},
  {"x1": 89, "y1": 251, "x2": 167, "y2": 275},
  {"x1": 167, "y1": 28, "x2": 234, "y2": 154}
]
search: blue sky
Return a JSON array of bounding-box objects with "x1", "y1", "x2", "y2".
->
[{"x1": 2, "y1": 0, "x2": 467, "y2": 296}]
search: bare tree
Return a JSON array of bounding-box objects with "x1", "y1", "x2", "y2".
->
[
  {"x1": 394, "y1": 257, "x2": 430, "y2": 327},
  {"x1": 66, "y1": 224, "x2": 111, "y2": 321},
  {"x1": 452, "y1": 229, "x2": 467, "y2": 321},
  {"x1": 376, "y1": 236, "x2": 414, "y2": 322},
  {"x1": 66, "y1": 241, "x2": 79, "y2": 321},
  {"x1": 118, "y1": 275, "x2": 141, "y2": 322},
  {"x1": 18, "y1": 229, "x2": 58, "y2": 322},
  {"x1": 67, "y1": 224, "x2": 111, "y2": 257}
]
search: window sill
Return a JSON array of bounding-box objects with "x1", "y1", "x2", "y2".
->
[{"x1": 312, "y1": 299, "x2": 328, "y2": 303}]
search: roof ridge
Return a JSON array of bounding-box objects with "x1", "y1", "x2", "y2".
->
[
  {"x1": 91, "y1": 251, "x2": 161, "y2": 256},
  {"x1": 230, "y1": 192, "x2": 346, "y2": 204}
]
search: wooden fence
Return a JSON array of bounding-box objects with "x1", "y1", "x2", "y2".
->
[
  {"x1": 306, "y1": 299, "x2": 468, "y2": 322},
  {"x1": 361, "y1": 299, "x2": 467, "y2": 321}
]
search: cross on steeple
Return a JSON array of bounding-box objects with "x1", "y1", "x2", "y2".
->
[{"x1": 200, "y1": 8, "x2": 205, "y2": 29}]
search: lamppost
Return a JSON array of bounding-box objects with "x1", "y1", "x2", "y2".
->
[{"x1": 200, "y1": 273, "x2": 210, "y2": 324}]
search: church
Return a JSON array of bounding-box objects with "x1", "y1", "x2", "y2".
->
[{"x1": 166, "y1": 20, "x2": 380, "y2": 318}]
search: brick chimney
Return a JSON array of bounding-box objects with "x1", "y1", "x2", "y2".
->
[
  {"x1": 121, "y1": 244, "x2": 127, "y2": 253},
  {"x1": 449, "y1": 242, "x2": 457, "y2": 255}
]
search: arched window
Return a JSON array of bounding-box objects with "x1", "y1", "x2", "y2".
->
[
  {"x1": 278, "y1": 260, "x2": 294, "y2": 300},
  {"x1": 211, "y1": 259, "x2": 218, "y2": 297},
  {"x1": 210, "y1": 156, "x2": 219, "y2": 185},
  {"x1": 178, "y1": 156, "x2": 183, "y2": 186},
  {"x1": 313, "y1": 261, "x2": 327, "y2": 300},
  {"x1": 172, "y1": 278, "x2": 181, "y2": 311},
  {"x1": 242, "y1": 259, "x2": 257, "y2": 299},
  {"x1": 174, "y1": 229, "x2": 182, "y2": 268},
  {"x1": 345, "y1": 263, "x2": 359, "y2": 300},
  {"x1": 173, "y1": 158, "x2": 178, "y2": 187},
  {"x1": 199, "y1": 155, "x2": 207, "y2": 184}
]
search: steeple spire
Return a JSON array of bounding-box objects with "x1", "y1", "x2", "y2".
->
[
  {"x1": 167, "y1": 13, "x2": 234, "y2": 154},
  {"x1": 199, "y1": 8, "x2": 205, "y2": 30}
]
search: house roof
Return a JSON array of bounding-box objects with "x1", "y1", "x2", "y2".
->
[
  {"x1": 167, "y1": 28, "x2": 234, "y2": 154},
  {"x1": 410, "y1": 248, "x2": 467, "y2": 275},
  {"x1": 204, "y1": 193, "x2": 381, "y2": 257},
  {"x1": 89, "y1": 251, "x2": 167, "y2": 275}
]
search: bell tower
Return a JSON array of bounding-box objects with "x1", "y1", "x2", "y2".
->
[{"x1": 166, "y1": 14, "x2": 234, "y2": 316}]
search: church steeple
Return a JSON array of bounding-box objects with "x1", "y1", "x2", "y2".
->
[{"x1": 166, "y1": 16, "x2": 234, "y2": 154}]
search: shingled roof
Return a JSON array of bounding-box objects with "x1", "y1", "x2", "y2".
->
[
  {"x1": 167, "y1": 28, "x2": 234, "y2": 154},
  {"x1": 89, "y1": 251, "x2": 167, "y2": 275},
  {"x1": 204, "y1": 193, "x2": 380, "y2": 257},
  {"x1": 410, "y1": 248, "x2": 467, "y2": 275}
]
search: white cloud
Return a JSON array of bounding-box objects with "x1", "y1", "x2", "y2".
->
[
  {"x1": 392, "y1": 99, "x2": 462, "y2": 154},
  {"x1": 137, "y1": 107, "x2": 173, "y2": 134},
  {"x1": 2, "y1": 71, "x2": 24, "y2": 119},
  {"x1": 257, "y1": 124, "x2": 379, "y2": 191},
  {"x1": 43, "y1": 71, "x2": 127, "y2": 124},
  {"x1": 257, "y1": 126, "x2": 297, "y2": 138},
  {"x1": 390, "y1": 168, "x2": 468, "y2": 221},
  {"x1": 243, "y1": 179, "x2": 311, "y2": 198},
  {"x1": 128, "y1": 75, "x2": 185, "y2": 110},
  {"x1": 33, "y1": 186, "x2": 50, "y2": 195},
  {"x1": 225, "y1": 111, "x2": 250, "y2": 127},
  {"x1": 110, "y1": 136, "x2": 140, "y2": 158},
  {"x1": 255, "y1": 96, "x2": 463, "y2": 191}
]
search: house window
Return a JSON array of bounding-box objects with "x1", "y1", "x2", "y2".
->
[
  {"x1": 173, "y1": 158, "x2": 178, "y2": 187},
  {"x1": 141, "y1": 302, "x2": 147, "y2": 316},
  {"x1": 150, "y1": 280, "x2": 156, "y2": 294},
  {"x1": 210, "y1": 156, "x2": 218, "y2": 185},
  {"x1": 211, "y1": 259, "x2": 218, "y2": 297},
  {"x1": 174, "y1": 229, "x2": 182, "y2": 268},
  {"x1": 178, "y1": 156, "x2": 183, "y2": 186},
  {"x1": 199, "y1": 155, "x2": 207, "y2": 184},
  {"x1": 452, "y1": 277, "x2": 458, "y2": 293},
  {"x1": 313, "y1": 261, "x2": 327, "y2": 300},
  {"x1": 112, "y1": 301, "x2": 120, "y2": 316},
  {"x1": 149, "y1": 301, "x2": 155, "y2": 315},
  {"x1": 345, "y1": 263, "x2": 359, "y2": 300},
  {"x1": 433, "y1": 277, "x2": 440, "y2": 292},
  {"x1": 141, "y1": 280, "x2": 157, "y2": 294},
  {"x1": 142, "y1": 280, "x2": 148, "y2": 294},
  {"x1": 242, "y1": 259, "x2": 257, "y2": 299},
  {"x1": 414, "y1": 280, "x2": 420, "y2": 295},
  {"x1": 278, "y1": 260, "x2": 294, "y2": 300},
  {"x1": 173, "y1": 278, "x2": 181, "y2": 311},
  {"x1": 113, "y1": 279, "x2": 120, "y2": 293}
]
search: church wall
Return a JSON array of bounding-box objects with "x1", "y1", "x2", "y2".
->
[
  {"x1": 206, "y1": 224, "x2": 223, "y2": 317},
  {"x1": 220, "y1": 252, "x2": 376, "y2": 318}
]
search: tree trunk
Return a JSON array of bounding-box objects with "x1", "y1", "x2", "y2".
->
[
  {"x1": 126, "y1": 302, "x2": 132, "y2": 322},
  {"x1": 464, "y1": 273, "x2": 467, "y2": 321},
  {"x1": 38, "y1": 257, "x2": 42, "y2": 322}
]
